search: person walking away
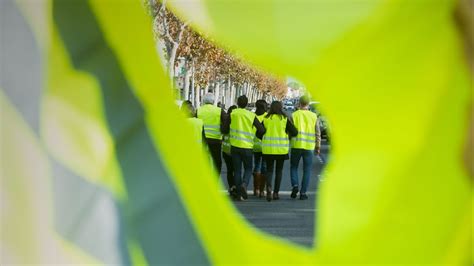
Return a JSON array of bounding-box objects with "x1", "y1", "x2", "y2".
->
[
  {"x1": 222, "y1": 105, "x2": 237, "y2": 197},
  {"x1": 225, "y1": 95, "x2": 265, "y2": 200},
  {"x1": 181, "y1": 100, "x2": 204, "y2": 146},
  {"x1": 197, "y1": 93, "x2": 228, "y2": 175},
  {"x1": 262, "y1": 101, "x2": 298, "y2": 202},
  {"x1": 253, "y1": 99, "x2": 268, "y2": 197},
  {"x1": 290, "y1": 95, "x2": 321, "y2": 200}
]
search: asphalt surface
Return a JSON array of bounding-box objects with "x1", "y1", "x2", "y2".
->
[{"x1": 220, "y1": 140, "x2": 330, "y2": 247}]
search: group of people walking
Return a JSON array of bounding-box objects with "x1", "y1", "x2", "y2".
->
[{"x1": 182, "y1": 93, "x2": 321, "y2": 202}]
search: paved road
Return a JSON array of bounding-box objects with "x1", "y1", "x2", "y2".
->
[{"x1": 220, "y1": 140, "x2": 330, "y2": 247}]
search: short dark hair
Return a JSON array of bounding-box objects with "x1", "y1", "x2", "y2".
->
[
  {"x1": 237, "y1": 95, "x2": 248, "y2": 108},
  {"x1": 299, "y1": 95, "x2": 310, "y2": 107},
  {"x1": 255, "y1": 99, "x2": 267, "y2": 112}
]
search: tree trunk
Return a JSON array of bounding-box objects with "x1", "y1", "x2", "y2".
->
[
  {"x1": 228, "y1": 77, "x2": 232, "y2": 105},
  {"x1": 248, "y1": 85, "x2": 252, "y2": 102},
  {"x1": 227, "y1": 81, "x2": 231, "y2": 105},
  {"x1": 155, "y1": 38, "x2": 169, "y2": 71},
  {"x1": 214, "y1": 82, "x2": 220, "y2": 105},
  {"x1": 183, "y1": 65, "x2": 192, "y2": 101},
  {"x1": 190, "y1": 62, "x2": 195, "y2": 105},
  {"x1": 195, "y1": 85, "x2": 200, "y2": 107},
  {"x1": 250, "y1": 86, "x2": 255, "y2": 102},
  {"x1": 166, "y1": 23, "x2": 187, "y2": 89},
  {"x1": 168, "y1": 45, "x2": 177, "y2": 80},
  {"x1": 231, "y1": 84, "x2": 236, "y2": 105}
]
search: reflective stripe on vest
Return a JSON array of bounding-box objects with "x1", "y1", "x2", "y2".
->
[
  {"x1": 197, "y1": 104, "x2": 222, "y2": 140},
  {"x1": 291, "y1": 110, "x2": 317, "y2": 150},
  {"x1": 222, "y1": 134, "x2": 231, "y2": 154},
  {"x1": 253, "y1": 113, "x2": 266, "y2": 152},
  {"x1": 188, "y1": 117, "x2": 203, "y2": 145},
  {"x1": 262, "y1": 115, "x2": 289, "y2": 155},
  {"x1": 230, "y1": 108, "x2": 256, "y2": 149}
]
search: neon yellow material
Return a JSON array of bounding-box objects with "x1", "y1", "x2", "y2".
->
[
  {"x1": 187, "y1": 117, "x2": 204, "y2": 145},
  {"x1": 4, "y1": 0, "x2": 471, "y2": 264},
  {"x1": 0, "y1": 90, "x2": 99, "y2": 265},
  {"x1": 222, "y1": 134, "x2": 231, "y2": 155},
  {"x1": 291, "y1": 110, "x2": 317, "y2": 150},
  {"x1": 128, "y1": 240, "x2": 148, "y2": 266},
  {"x1": 168, "y1": 0, "x2": 472, "y2": 264},
  {"x1": 197, "y1": 104, "x2": 222, "y2": 139},
  {"x1": 45, "y1": 27, "x2": 126, "y2": 200},
  {"x1": 229, "y1": 108, "x2": 256, "y2": 149},
  {"x1": 253, "y1": 112, "x2": 266, "y2": 152},
  {"x1": 262, "y1": 115, "x2": 289, "y2": 155},
  {"x1": 90, "y1": 3, "x2": 313, "y2": 264}
]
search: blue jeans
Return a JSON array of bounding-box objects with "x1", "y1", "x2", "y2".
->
[
  {"x1": 290, "y1": 149, "x2": 313, "y2": 193},
  {"x1": 231, "y1": 147, "x2": 254, "y2": 188},
  {"x1": 253, "y1": 152, "x2": 266, "y2": 174}
]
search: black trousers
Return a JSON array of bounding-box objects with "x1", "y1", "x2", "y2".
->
[
  {"x1": 265, "y1": 158, "x2": 285, "y2": 193},
  {"x1": 206, "y1": 140, "x2": 222, "y2": 175},
  {"x1": 222, "y1": 152, "x2": 234, "y2": 188}
]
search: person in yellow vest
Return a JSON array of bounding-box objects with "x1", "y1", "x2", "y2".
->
[
  {"x1": 290, "y1": 96, "x2": 321, "y2": 200},
  {"x1": 262, "y1": 101, "x2": 298, "y2": 202},
  {"x1": 197, "y1": 93, "x2": 228, "y2": 175},
  {"x1": 224, "y1": 95, "x2": 265, "y2": 200},
  {"x1": 222, "y1": 105, "x2": 237, "y2": 197},
  {"x1": 181, "y1": 100, "x2": 205, "y2": 146},
  {"x1": 252, "y1": 99, "x2": 268, "y2": 197}
]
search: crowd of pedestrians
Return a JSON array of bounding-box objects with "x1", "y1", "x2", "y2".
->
[{"x1": 182, "y1": 94, "x2": 321, "y2": 202}]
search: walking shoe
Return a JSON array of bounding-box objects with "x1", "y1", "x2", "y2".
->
[
  {"x1": 266, "y1": 186, "x2": 272, "y2": 202},
  {"x1": 300, "y1": 193, "x2": 308, "y2": 200},
  {"x1": 230, "y1": 186, "x2": 237, "y2": 198},
  {"x1": 252, "y1": 173, "x2": 259, "y2": 196},
  {"x1": 258, "y1": 173, "x2": 266, "y2": 197},
  {"x1": 234, "y1": 195, "x2": 245, "y2": 201},
  {"x1": 272, "y1": 192, "x2": 279, "y2": 200},
  {"x1": 290, "y1": 186, "x2": 299, "y2": 199},
  {"x1": 241, "y1": 184, "x2": 248, "y2": 200}
]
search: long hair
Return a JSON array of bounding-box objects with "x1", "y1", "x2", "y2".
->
[
  {"x1": 265, "y1": 101, "x2": 286, "y2": 120},
  {"x1": 181, "y1": 100, "x2": 195, "y2": 117}
]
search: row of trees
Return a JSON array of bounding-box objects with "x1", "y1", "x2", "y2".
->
[{"x1": 148, "y1": 0, "x2": 288, "y2": 107}]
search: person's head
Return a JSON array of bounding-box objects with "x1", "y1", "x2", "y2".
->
[
  {"x1": 266, "y1": 101, "x2": 286, "y2": 119},
  {"x1": 255, "y1": 99, "x2": 268, "y2": 115},
  {"x1": 181, "y1": 100, "x2": 194, "y2": 117},
  {"x1": 299, "y1": 95, "x2": 310, "y2": 108},
  {"x1": 227, "y1": 105, "x2": 237, "y2": 115},
  {"x1": 203, "y1": 93, "x2": 215, "y2": 105},
  {"x1": 217, "y1": 101, "x2": 222, "y2": 108},
  {"x1": 237, "y1": 95, "x2": 248, "y2": 108}
]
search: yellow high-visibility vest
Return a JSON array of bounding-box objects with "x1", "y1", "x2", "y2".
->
[
  {"x1": 222, "y1": 134, "x2": 231, "y2": 154},
  {"x1": 253, "y1": 112, "x2": 266, "y2": 152},
  {"x1": 4, "y1": 0, "x2": 471, "y2": 264},
  {"x1": 197, "y1": 104, "x2": 222, "y2": 140},
  {"x1": 262, "y1": 115, "x2": 289, "y2": 155},
  {"x1": 187, "y1": 117, "x2": 203, "y2": 145},
  {"x1": 291, "y1": 110, "x2": 317, "y2": 150},
  {"x1": 230, "y1": 108, "x2": 256, "y2": 149}
]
